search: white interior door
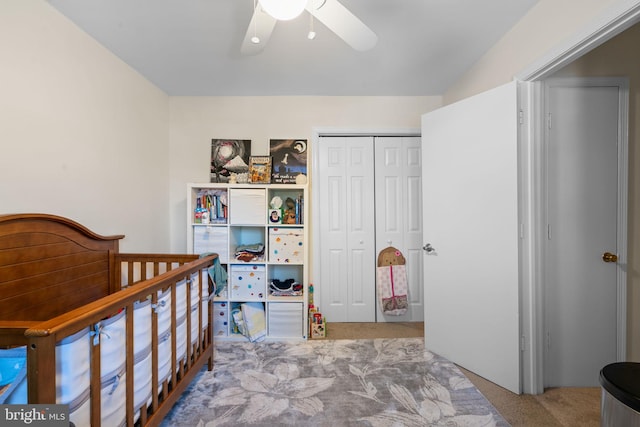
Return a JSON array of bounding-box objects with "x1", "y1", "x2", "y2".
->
[
  {"x1": 375, "y1": 136, "x2": 424, "y2": 322},
  {"x1": 544, "y1": 78, "x2": 625, "y2": 387},
  {"x1": 318, "y1": 136, "x2": 376, "y2": 322},
  {"x1": 422, "y1": 81, "x2": 521, "y2": 394}
]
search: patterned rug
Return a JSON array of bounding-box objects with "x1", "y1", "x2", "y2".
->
[{"x1": 161, "y1": 338, "x2": 510, "y2": 426}]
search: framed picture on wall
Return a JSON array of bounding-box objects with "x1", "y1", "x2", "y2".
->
[
  {"x1": 249, "y1": 156, "x2": 272, "y2": 184},
  {"x1": 270, "y1": 139, "x2": 307, "y2": 184},
  {"x1": 211, "y1": 139, "x2": 251, "y2": 183}
]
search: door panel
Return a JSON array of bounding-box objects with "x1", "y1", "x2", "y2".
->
[
  {"x1": 318, "y1": 136, "x2": 376, "y2": 322},
  {"x1": 544, "y1": 80, "x2": 621, "y2": 386},
  {"x1": 375, "y1": 136, "x2": 424, "y2": 322},
  {"x1": 421, "y1": 81, "x2": 520, "y2": 393}
]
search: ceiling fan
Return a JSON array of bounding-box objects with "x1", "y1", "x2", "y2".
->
[{"x1": 241, "y1": 0, "x2": 378, "y2": 55}]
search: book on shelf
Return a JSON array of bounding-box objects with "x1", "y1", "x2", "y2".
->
[{"x1": 194, "y1": 190, "x2": 228, "y2": 224}]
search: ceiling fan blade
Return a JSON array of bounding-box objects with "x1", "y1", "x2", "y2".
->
[
  {"x1": 306, "y1": 0, "x2": 377, "y2": 51},
  {"x1": 241, "y1": 5, "x2": 277, "y2": 55}
]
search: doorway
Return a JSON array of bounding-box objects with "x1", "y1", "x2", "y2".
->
[
  {"x1": 313, "y1": 134, "x2": 424, "y2": 323},
  {"x1": 542, "y1": 77, "x2": 628, "y2": 387}
]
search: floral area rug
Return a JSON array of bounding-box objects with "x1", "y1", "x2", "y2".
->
[{"x1": 161, "y1": 338, "x2": 510, "y2": 427}]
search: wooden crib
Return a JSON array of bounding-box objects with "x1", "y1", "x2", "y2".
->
[{"x1": 0, "y1": 213, "x2": 216, "y2": 426}]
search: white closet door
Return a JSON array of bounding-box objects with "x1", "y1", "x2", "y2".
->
[
  {"x1": 374, "y1": 136, "x2": 424, "y2": 322},
  {"x1": 318, "y1": 136, "x2": 376, "y2": 322}
]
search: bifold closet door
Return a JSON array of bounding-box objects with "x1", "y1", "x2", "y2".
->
[
  {"x1": 317, "y1": 136, "x2": 376, "y2": 322},
  {"x1": 374, "y1": 136, "x2": 424, "y2": 322}
]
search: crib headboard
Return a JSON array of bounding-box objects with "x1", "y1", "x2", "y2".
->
[{"x1": 0, "y1": 213, "x2": 124, "y2": 322}]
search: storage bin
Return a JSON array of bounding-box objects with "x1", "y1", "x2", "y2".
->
[
  {"x1": 268, "y1": 302, "x2": 303, "y2": 338},
  {"x1": 230, "y1": 264, "x2": 266, "y2": 300},
  {"x1": 213, "y1": 302, "x2": 228, "y2": 336},
  {"x1": 269, "y1": 227, "x2": 304, "y2": 263},
  {"x1": 193, "y1": 226, "x2": 229, "y2": 262},
  {"x1": 230, "y1": 188, "x2": 266, "y2": 224}
]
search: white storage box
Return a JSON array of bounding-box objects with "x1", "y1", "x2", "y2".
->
[
  {"x1": 269, "y1": 228, "x2": 304, "y2": 263},
  {"x1": 230, "y1": 264, "x2": 266, "y2": 300},
  {"x1": 193, "y1": 226, "x2": 229, "y2": 262},
  {"x1": 213, "y1": 302, "x2": 229, "y2": 336},
  {"x1": 268, "y1": 302, "x2": 303, "y2": 338},
  {"x1": 230, "y1": 188, "x2": 266, "y2": 225}
]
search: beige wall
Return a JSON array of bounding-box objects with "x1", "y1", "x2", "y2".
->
[
  {"x1": 168, "y1": 96, "x2": 442, "y2": 254},
  {"x1": 551, "y1": 23, "x2": 640, "y2": 361},
  {"x1": 0, "y1": 0, "x2": 171, "y2": 252},
  {"x1": 444, "y1": 0, "x2": 634, "y2": 104}
]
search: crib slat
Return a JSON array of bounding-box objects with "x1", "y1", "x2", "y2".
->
[
  {"x1": 151, "y1": 291, "x2": 160, "y2": 413},
  {"x1": 126, "y1": 302, "x2": 135, "y2": 427},
  {"x1": 170, "y1": 282, "x2": 178, "y2": 390},
  {"x1": 91, "y1": 329, "x2": 102, "y2": 426}
]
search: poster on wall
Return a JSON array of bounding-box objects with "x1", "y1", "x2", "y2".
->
[
  {"x1": 211, "y1": 139, "x2": 251, "y2": 183},
  {"x1": 269, "y1": 139, "x2": 308, "y2": 184}
]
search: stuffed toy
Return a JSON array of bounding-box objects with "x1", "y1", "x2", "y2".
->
[{"x1": 376, "y1": 246, "x2": 408, "y2": 315}]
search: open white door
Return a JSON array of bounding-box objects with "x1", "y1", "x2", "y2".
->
[{"x1": 422, "y1": 81, "x2": 521, "y2": 394}]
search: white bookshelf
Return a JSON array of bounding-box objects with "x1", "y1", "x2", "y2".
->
[{"x1": 187, "y1": 183, "x2": 308, "y2": 340}]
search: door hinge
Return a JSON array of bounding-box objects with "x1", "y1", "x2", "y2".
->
[
  {"x1": 519, "y1": 109, "x2": 524, "y2": 125},
  {"x1": 547, "y1": 112, "x2": 552, "y2": 129},
  {"x1": 546, "y1": 331, "x2": 551, "y2": 350},
  {"x1": 547, "y1": 224, "x2": 551, "y2": 240},
  {"x1": 520, "y1": 335, "x2": 526, "y2": 351}
]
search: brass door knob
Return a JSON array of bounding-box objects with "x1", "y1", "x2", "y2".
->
[{"x1": 602, "y1": 252, "x2": 618, "y2": 263}]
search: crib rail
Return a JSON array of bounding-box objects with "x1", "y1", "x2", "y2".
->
[
  {"x1": 116, "y1": 253, "x2": 202, "y2": 288},
  {"x1": 23, "y1": 253, "x2": 216, "y2": 427}
]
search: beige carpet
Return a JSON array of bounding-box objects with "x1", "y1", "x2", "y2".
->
[{"x1": 326, "y1": 322, "x2": 601, "y2": 427}]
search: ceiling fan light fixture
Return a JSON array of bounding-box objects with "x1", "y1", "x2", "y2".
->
[
  {"x1": 307, "y1": 31, "x2": 316, "y2": 40},
  {"x1": 251, "y1": 35, "x2": 261, "y2": 44},
  {"x1": 259, "y1": 0, "x2": 307, "y2": 21}
]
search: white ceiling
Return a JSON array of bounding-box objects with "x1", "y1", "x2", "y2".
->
[{"x1": 47, "y1": 0, "x2": 539, "y2": 96}]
